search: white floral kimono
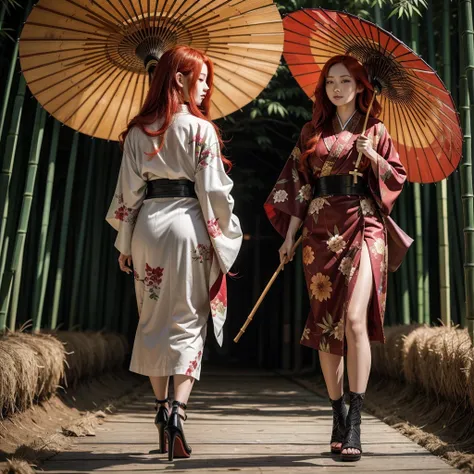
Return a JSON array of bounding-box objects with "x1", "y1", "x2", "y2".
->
[{"x1": 106, "y1": 105, "x2": 242, "y2": 380}]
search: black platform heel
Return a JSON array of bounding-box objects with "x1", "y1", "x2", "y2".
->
[
  {"x1": 154, "y1": 397, "x2": 169, "y2": 454},
  {"x1": 330, "y1": 394, "x2": 347, "y2": 454},
  {"x1": 165, "y1": 400, "x2": 192, "y2": 461},
  {"x1": 341, "y1": 391, "x2": 365, "y2": 462}
]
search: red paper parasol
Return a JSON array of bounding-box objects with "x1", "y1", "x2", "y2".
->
[{"x1": 283, "y1": 8, "x2": 462, "y2": 184}]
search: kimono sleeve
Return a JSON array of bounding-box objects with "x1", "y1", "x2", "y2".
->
[
  {"x1": 368, "y1": 122, "x2": 407, "y2": 215},
  {"x1": 194, "y1": 123, "x2": 243, "y2": 274},
  {"x1": 264, "y1": 129, "x2": 314, "y2": 237},
  {"x1": 105, "y1": 128, "x2": 146, "y2": 256}
]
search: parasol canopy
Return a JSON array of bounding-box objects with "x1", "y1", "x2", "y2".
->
[
  {"x1": 283, "y1": 8, "x2": 462, "y2": 184},
  {"x1": 19, "y1": 0, "x2": 283, "y2": 141}
]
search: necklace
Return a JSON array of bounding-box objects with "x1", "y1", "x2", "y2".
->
[{"x1": 336, "y1": 109, "x2": 357, "y2": 131}]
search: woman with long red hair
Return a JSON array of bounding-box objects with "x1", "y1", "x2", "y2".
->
[
  {"x1": 106, "y1": 46, "x2": 242, "y2": 461},
  {"x1": 265, "y1": 55, "x2": 410, "y2": 461}
]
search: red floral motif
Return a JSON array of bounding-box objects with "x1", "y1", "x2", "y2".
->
[
  {"x1": 207, "y1": 218, "x2": 222, "y2": 238},
  {"x1": 210, "y1": 273, "x2": 227, "y2": 318},
  {"x1": 185, "y1": 351, "x2": 202, "y2": 376},
  {"x1": 114, "y1": 193, "x2": 139, "y2": 224},
  {"x1": 143, "y1": 264, "x2": 164, "y2": 300},
  {"x1": 115, "y1": 205, "x2": 129, "y2": 221},
  {"x1": 133, "y1": 270, "x2": 140, "y2": 281},
  {"x1": 192, "y1": 244, "x2": 212, "y2": 263}
]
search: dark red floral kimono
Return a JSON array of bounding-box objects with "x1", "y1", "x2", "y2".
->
[{"x1": 265, "y1": 111, "x2": 412, "y2": 355}]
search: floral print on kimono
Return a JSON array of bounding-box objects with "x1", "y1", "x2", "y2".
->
[{"x1": 264, "y1": 112, "x2": 409, "y2": 356}]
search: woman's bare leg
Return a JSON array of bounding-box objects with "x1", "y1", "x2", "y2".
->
[
  {"x1": 173, "y1": 375, "x2": 195, "y2": 422},
  {"x1": 150, "y1": 376, "x2": 170, "y2": 412},
  {"x1": 319, "y1": 351, "x2": 344, "y2": 450},
  {"x1": 343, "y1": 241, "x2": 373, "y2": 455}
]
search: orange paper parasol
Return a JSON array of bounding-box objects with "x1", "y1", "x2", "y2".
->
[
  {"x1": 283, "y1": 8, "x2": 462, "y2": 183},
  {"x1": 19, "y1": 0, "x2": 283, "y2": 141}
]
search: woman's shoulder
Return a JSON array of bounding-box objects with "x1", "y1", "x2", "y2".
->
[
  {"x1": 173, "y1": 112, "x2": 215, "y2": 134},
  {"x1": 366, "y1": 116, "x2": 385, "y2": 129},
  {"x1": 366, "y1": 116, "x2": 388, "y2": 137}
]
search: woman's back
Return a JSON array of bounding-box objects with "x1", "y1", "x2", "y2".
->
[{"x1": 128, "y1": 104, "x2": 215, "y2": 183}]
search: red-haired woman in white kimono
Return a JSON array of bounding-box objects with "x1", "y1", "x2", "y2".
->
[{"x1": 107, "y1": 46, "x2": 242, "y2": 461}]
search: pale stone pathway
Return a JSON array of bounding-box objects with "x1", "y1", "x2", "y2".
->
[{"x1": 40, "y1": 370, "x2": 459, "y2": 473}]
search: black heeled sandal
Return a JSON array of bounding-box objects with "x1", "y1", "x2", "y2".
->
[
  {"x1": 165, "y1": 400, "x2": 192, "y2": 461},
  {"x1": 329, "y1": 394, "x2": 347, "y2": 454},
  {"x1": 341, "y1": 391, "x2": 365, "y2": 462},
  {"x1": 154, "y1": 397, "x2": 169, "y2": 454}
]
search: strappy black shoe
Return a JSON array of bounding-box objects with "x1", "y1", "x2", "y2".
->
[
  {"x1": 154, "y1": 397, "x2": 169, "y2": 454},
  {"x1": 165, "y1": 401, "x2": 192, "y2": 461},
  {"x1": 341, "y1": 391, "x2": 365, "y2": 462},
  {"x1": 329, "y1": 394, "x2": 347, "y2": 454}
]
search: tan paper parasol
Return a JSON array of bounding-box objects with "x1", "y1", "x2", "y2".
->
[{"x1": 19, "y1": 0, "x2": 283, "y2": 141}]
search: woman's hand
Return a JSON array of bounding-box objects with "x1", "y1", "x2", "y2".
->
[
  {"x1": 118, "y1": 253, "x2": 133, "y2": 274},
  {"x1": 279, "y1": 235, "x2": 295, "y2": 265},
  {"x1": 356, "y1": 135, "x2": 377, "y2": 162}
]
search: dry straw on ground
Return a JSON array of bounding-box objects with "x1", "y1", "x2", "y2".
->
[
  {"x1": 378, "y1": 324, "x2": 474, "y2": 410},
  {"x1": 0, "y1": 331, "x2": 129, "y2": 418},
  {"x1": 55, "y1": 331, "x2": 129, "y2": 386}
]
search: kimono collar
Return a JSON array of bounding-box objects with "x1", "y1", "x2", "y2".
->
[
  {"x1": 332, "y1": 110, "x2": 362, "y2": 134},
  {"x1": 177, "y1": 103, "x2": 190, "y2": 114}
]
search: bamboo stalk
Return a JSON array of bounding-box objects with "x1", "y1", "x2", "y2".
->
[
  {"x1": 374, "y1": 4, "x2": 383, "y2": 27},
  {"x1": 435, "y1": 0, "x2": 452, "y2": 327},
  {"x1": 69, "y1": 139, "x2": 95, "y2": 329},
  {"x1": 0, "y1": 76, "x2": 26, "y2": 283},
  {"x1": 50, "y1": 132, "x2": 79, "y2": 330},
  {"x1": 459, "y1": 0, "x2": 474, "y2": 341},
  {"x1": 104, "y1": 145, "x2": 121, "y2": 331},
  {"x1": 410, "y1": 15, "x2": 425, "y2": 324},
  {"x1": 36, "y1": 206, "x2": 58, "y2": 327},
  {"x1": 32, "y1": 120, "x2": 60, "y2": 331},
  {"x1": 88, "y1": 140, "x2": 106, "y2": 330},
  {"x1": 7, "y1": 105, "x2": 46, "y2": 331},
  {"x1": 398, "y1": 189, "x2": 412, "y2": 324},
  {"x1": 0, "y1": 0, "x2": 33, "y2": 140}
]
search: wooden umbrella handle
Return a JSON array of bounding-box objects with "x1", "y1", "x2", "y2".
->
[
  {"x1": 354, "y1": 89, "x2": 379, "y2": 170},
  {"x1": 234, "y1": 235, "x2": 303, "y2": 343}
]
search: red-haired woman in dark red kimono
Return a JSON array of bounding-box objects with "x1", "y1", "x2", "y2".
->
[{"x1": 265, "y1": 55, "x2": 411, "y2": 461}]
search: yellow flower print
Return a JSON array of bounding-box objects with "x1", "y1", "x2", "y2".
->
[
  {"x1": 309, "y1": 197, "x2": 330, "y2": 215},
  {"x1": 273, "y1": 189, "x2": 288, "y2": 203},
  {"x1": 319, "y1": 337, "x2": 331, "y2": 353},
  {"x1": 296, "y1": 184, "x2": 312, "y2": 203},
  {"x1": 371, "y1": 238, "x2": 385, "y2": 256},
  {"x1": 303, "y1": 245, "x2": 315, "y2": 265},
  {"x1": 301, "y1": 327, "x2": 311, "y2": 341},
  {"x1": 317, "y1": 312, "x2": 334, "y2": 334},
  {"x1": 310, "y1": 273, "x2": 332, "y2": 302},
  {"x1": 291, "y1": 146, "x2": 301, "y2": 161},
  {"x1": 331, "y1": 318, "x2": 345, "y2": 341},
  {"x1": 327, "y1": 234, "x2": 346, "y2": 254}
]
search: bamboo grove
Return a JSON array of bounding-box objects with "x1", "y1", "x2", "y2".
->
[{"x1": 0, "y1": 0, "x2": 473, "y2": 369}]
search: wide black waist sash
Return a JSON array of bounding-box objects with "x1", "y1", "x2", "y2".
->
[
  {"x1": 146, "y1": 179, "x2": 197, "y2": 199},
  {"x1": 314, "y1": 175, "x2": 369, "y2": 197}
]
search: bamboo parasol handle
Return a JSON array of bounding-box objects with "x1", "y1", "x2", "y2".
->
[
  {"x1": 354, "y1": 89, "x2": 379, "y2": 170},
  {"x1": 234, "y1": 235, "x2": 303, "y2": 343}
]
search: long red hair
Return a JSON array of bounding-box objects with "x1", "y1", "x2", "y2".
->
[
  {"x1": 301, "y1": 55, "x2": 381, "y2": 167},
  {"x1": 120, "y1": 46, "x2": 231, "y2": 170}
]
